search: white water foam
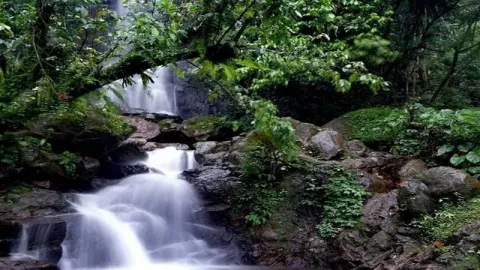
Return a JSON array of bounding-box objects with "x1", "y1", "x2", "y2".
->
[{"x1": 56, "y1": 147, "x2": 230, "y2": 269}]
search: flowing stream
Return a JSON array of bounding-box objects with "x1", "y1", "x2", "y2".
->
[
  {"x1": 13, "y1": 147, "x2": 235, "y2": 270},
  {"x1": 59, "y1": 148, "x2": 231, "y2": 269}
]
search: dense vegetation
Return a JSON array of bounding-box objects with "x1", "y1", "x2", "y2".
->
[{"x1": 1, "y1": 1, "x2": 480, "y2": 264}]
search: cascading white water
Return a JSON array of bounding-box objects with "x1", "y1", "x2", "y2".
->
[
  {"x1": 104, "y1": 0, "x2": 178, "y2": 115},
  {"x1": 106, "y1": 68, "x2": 178, "y2": 115},
  {"x1": 57, "y1": 147, "x2": 230, "y2": 270}
]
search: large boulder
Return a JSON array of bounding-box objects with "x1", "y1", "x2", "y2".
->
[
  {"x1": 0, "y1": 188, "x2": 70, "y2": 223},
  {"x1": 0, "y1": 188, "x2": 71, "y2": 260},
  {"x1": 398, "y1": 181, "x2": 435, "y2": 218},
  {"x1": 181, "y1": 116, "x2": 235, "y2": 142},
  {"x1": 120, "y1": 116, "x2": 160, "y2": 141},
  {"x1": 398, "y1": 159, "x2": 428, "y2": 181},
  {"x1": 307, "y1": 130, "x2": 345, "y2": 159},
  {"x1": 194, "y1": 141, "x2": 231, "y2": 165},
  {"x1": 183, "y1": 165, "x2": 240, "y2": 202},
  {"x1": 284, "y1": 117, "x2": 320, "y2": 145},
  {"x1": 362, "y1": 192, "x2": 399, "y2": 235},
  {"x1": 418, "y1": 167, "x2": 478, "y2": 201},
  {"x1": 99, "y1": 163, "x2": 149, "y2": 179},
  {"x1": 28, "y1": 109, "x2": 131, "y2": 158}
]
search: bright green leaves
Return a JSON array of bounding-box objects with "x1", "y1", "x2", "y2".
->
[
  {"x1": 0, "y1": 23, "x2": 13, "y2": 38},
  {"x1": 450, "y1": 154, "x2": 466, "y2": 167},
  {"x1": 437, "y1": 144, "x2": 456, "y2": 156},
  {"x1": 466, "y1": 146, "x2": 480, "y2": 164}
]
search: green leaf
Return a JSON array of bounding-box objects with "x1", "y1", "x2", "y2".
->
[
  {"x1": 221, "y1": 64, "x2": 236, "y2": 81},
  {"x1": 151, "y1": 28, "x2": 160, "y2": 37},
  {"x1": 458, "y1": 143, "x2": 474, "y2": 153},
  {"x1": 437, "y1": 144, "x2": 455, "y2": 156},
  {"x1": 468, "y1": 167, "x2": 480, "y2": 174},
  {"x1": 450, "y1": 154, "x2": 466, "y2": 167},
  {"x1": 466, "y1": 146, "x2": 480, "y2": 164},
  {"x1": 168, "y1": 64, "x2": 184, "y2": 78}
]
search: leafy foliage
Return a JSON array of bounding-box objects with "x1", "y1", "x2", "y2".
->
[
  {"x1": 317, "y1": 167, "x2": 370, "y2": 237},
  {"x1": 345, "y1": 107, "x2": 409, "y2": 143},
  {"x1": 235, "y1": 101, "x2": 299, "y2": 226},
  {"x1": 417, "y1": 197, "x2": 480, "y2": 241},
  {"x1": 60, "y1": 151, "x2": 78, "y2": 177}
]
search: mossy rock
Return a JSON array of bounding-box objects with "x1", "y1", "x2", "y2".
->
[
  {"x1": 181, "y1": 116, "x2": 236, "y2": 141},
  {"x1": 28, "y1": 102, "x2": 133, "y2": 157},
  {"x1": 330, "y1": 107, "x2": 409, "y2": 143}
]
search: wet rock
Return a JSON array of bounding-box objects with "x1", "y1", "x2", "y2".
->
[
  {"x1": 284, "y1": 118, "x2": 320, "y2": 145},
  {"x1": 0, "y1": 258, "x2": 59, "y2": 270},
  {"x1": 29, "y1": 113, "x2": 129, "y2": 158},
  {"x1": 344, "y1": 140, "x2": 368, "y2": 157},
  {"x1": 435, "y1": 221, "x2": 480, "y2": 268},
  {"x1": 418, "y1": 167, "x2": 478, "y2": 201},
  {"x1": 181, "y1": 116, "x2": 235, "y2": 142},
  {"x1": 307, "y1": 130, "x2": 345, "y2": 159},
  {"x1": 16, "y1": 217, "x2": 68, "y2": 263},
  {"x1": 90, "y1": 178, "x2": 121, "y2": 189},
  {"x1": 331, "y1": 230, "x2": 368, "y2": 268},
  {"x1": 0, "y1": 189, "x2": 70, "y2": 223},
  {"x1": 398, "y1": 181, "x2": 435, "y2": 218},
  {"x1": 109, "y1": 139, "x2": 148, "y2": 163},
  {"x1": 100, "y1": 163, "x2": 149, "y2": 179},
  {"x1": 153, "y1": 121, "x2": 196, "y2": 145},
  {"x1": 450, "y1": 221, "x2": 480, "y2": 244},
  {"x1": 398, "y1": 159, "x2": 428, "y2": 181},
  {"x1": 362, "y1": 191, "x2": 399, "y2": 235},
  {"x1": 121, "y1": 116, "x2": 160, "y2": 141},
  {"x1": 183, "y1": 165, "x2": 240, "y2": 201},
  {"x1": 194, "y1": 141, "x2": 231, "y2": 165}
]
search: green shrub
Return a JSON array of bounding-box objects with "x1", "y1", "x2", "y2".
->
[
  {"x1": 317, "y1": 166, "x2": 370, "y2": 237},
  {"x1": 236, "y1": 100, "x2": 299, "y2": 226},
  {"x1": 345, "y1": 107, "x2": 409, "y2": 143},
  {"x1": 417, "y1": 197, "x2": 480, "y2": 241},
  {"x1": 40, "y1": 98, "x2": 133, "y2": 138}
]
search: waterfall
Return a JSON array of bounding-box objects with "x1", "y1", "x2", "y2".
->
[
  {"x1": 106, "y1": 68, "x2": 178, "y2": 115},
  {"x1": 60, "y1": 147, "x2": 230, "y2": 269},
  {"x1": 104, "y1": 0, "x2": 178, "y2": 115},
  {"x1": 13, "y1": 148, "x2": 233, "y2": 269}
]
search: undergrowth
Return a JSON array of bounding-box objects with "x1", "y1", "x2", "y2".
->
[{"x1": 416, "y1": 197, "x2": 480, "y2": 242}]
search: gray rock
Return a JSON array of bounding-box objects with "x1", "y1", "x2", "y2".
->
[
  {"x1": 307, "y1": 129, "x2": 345, "y2": 159},
  {"x1": 344, "y1": 140, "x2": 368, "y2": 157},
  {"x1": 0, "y1": 258, "x2": 59, "y2": 270},
  {"x1": 121, "y1": 116, "x2": 160, "y2": 140},
  {"x1": 100, "y1": 163, "x2": 149, "y2": 179},
  {"x1": 0, "y1": 189, "x2": 70, "y2": 222},
  {"x1": 362, "y1": 191, "x2": 399, "y2": 235},
  {"x1": 398, "y1": 181, "x2": 435, "y2": 218},
  {"x1": 419, "y1": 167, "x2": 477, "y2": 201},
  {"x1": 183, "y1": 166, "x2": 240, "y2": 201},
  {"x1": 287, "y1": 119, "x2": 321, "y2": 145},
  {"x1": 398, "y1": 159, "x2": 428, "y2": 181},
  {"x1": 194, "y1": 141, "x2": 231, "y2": 165}
]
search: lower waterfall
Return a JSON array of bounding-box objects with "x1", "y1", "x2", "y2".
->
[{"x1": 13, "y1": 147, "x2": 235, "y2": 270}]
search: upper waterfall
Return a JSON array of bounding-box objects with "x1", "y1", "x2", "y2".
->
[{"x1": 106, "y1": 68, "x2": 179, "y2": 115}]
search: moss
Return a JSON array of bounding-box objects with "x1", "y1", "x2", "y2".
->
[
  {"x1": 9, "y1": 186, "x2": 33, "y2": 195},
  {"x1": 183, "y1": 116, "x2": 227, "y2": 131},
  {"x1": 30, "y1": 98, "x2": 133, "y2": 138},
  {"x1": 158, "y1": 119, "x2": 174, "y2": 129},
  {"x1": 344, "y1": 107, "x2": 409, "y2": 143},
  {"x1": 416, "y1": 197, "x2": 480, "y2": 241}
]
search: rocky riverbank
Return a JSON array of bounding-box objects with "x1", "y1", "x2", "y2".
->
[{"x1": 1, "y1": 113, "x2": 479, "y2": 269}]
